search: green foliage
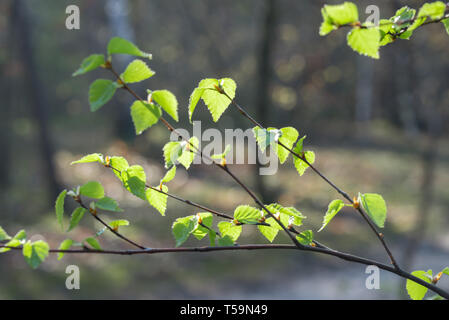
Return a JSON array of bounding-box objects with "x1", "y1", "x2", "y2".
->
[
  {"x1": 73, "y1": 54, "x2": 105, "y2": 76},
  {"x1": 55, "y1": 190, "x2": 67, "y2": 230},
  {"x1": 319, "y1": 199, "x2": 345, "y2": 232},
  {"x1": 22, "y1": 240, "x2": 49, "y2": 269},
  {"x1": 320, "y1": 2, "x2": 358, "y2": 35},
  {"x1": 347, "y1": 27, "x2": 380, "y2": 59},
  {"x1": 80, "y1": 181, "x2": 105, "y2": 199},
  {"x1": 110, "y1": 156, "x2": 130, "y2": 180},
  {"x1": 95, "y1": 197, "x2": 123, "y2": 212},
  {"x1": 293, "y1": 149, "x2": 315, "y2": 176},
  {"x1": 359, "y1": 193, "x2": 387, "y2": 228},
  {"x1": 146, "y1": 185, "x2": 169, "y2": 216},
  {"x1": 150, "y1": 90, "x2": 179, "y2": 122},
  {"x1": 406, "y1": 270, "x2": 433, "y2": 300},
  {"x1": 89, "y1": 79, "x2": 120, "y2": 112},
  {"x1": 253, "y1": 127, "x2": 279, "y2": 152},
  {"x1": 161, "y1": 165, "x2": 176, "y2": 184},
  {"x1": 172, "y1": 215, "x2": 199, "y2": 247},
  {"x1": 234, "y1": 205, "x2": 261, "y2": 224},
  {"x1": 109, "y1": 220, "x2": 130, "y2": 229},
  {"x1": 84, "y1": 237, "x2": 102, "y2": 250},
  {"x1": 297, "y1": 230, "x2": 314, "y2": 245},
  {"x1": 192, "y1": 213, "x2": 213, "y2": 240},
  {"x1": 258, "y1": 218, "x2": 279, "y2": 242},
  {"x1": 57, "y1": 239, "x2": 73, "y2": 260},
  {"x1": 67, "y1": 207, "x2": 86, "y2": 232},
  {"x1": 443, "y1": 18, "x2": 449, "y2": 34},
  {"x1": 189, "y1": 78, "x2": 237, "y2": 122},
  {"x1": 163, "y1": 137, "x2": 199, "y2": 170},
  {"x1": 218, "y1": 221, "x2": 242, "y2": 243},
  {"x1": 123, "y1": 165, "x2": 147, "y2": 200},
  {"x1": 265, "y1": 203, "x2": 305, "y2": 228},
  {"x1": 130, "y1": 100, "x2": 162, "y2": 135},
  {"x1": 211, "y1": 145, "x2": 231, "y2": 160},
  {"x1": 0, "y1": 229, "x2": 26, "y2": 253},
  {"x1": 107, "y1": 37, "x2": 152, "y2": 59},
  {"x1": 0, "y1": 226, "x2": 10, "y2": 241},
  {"x1": 272, "y1": 127, "x2": 299, "y2": 164},
  {"x1": 121, "y1": 59, "x2": 155, "y2": 83},
  {"x1": 71, "y1": 153, "x2": 104, "y2": 165},
  {"x1": 218, "y1": 235, "x2": 235, "y2": 246},
  {"x1": 409, "y1": 1, "x2": 447, "y2": 32}
]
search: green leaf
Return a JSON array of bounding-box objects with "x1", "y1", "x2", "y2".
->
[
  {"x1": 293, "y1": 150, "x2": 315, "y2": 176},
  {"x1": 22, "y1": 240, "x2": 49, "y2": 269},
  {"x1": 359, "y1": 193, "x2": 387, "y2": 228},
  {"x1": 130, "y1": 100, "x2": 162, "y2": 135},
  {"x1": 57, "y1": 239, "x2": 73, "y2": 260},
  {"x1": 73, "y1": 54, "x2": 105, "y2": 76},
  {"x1": 442, "y1": 267, "x2": 449, "y2": 276},
  {"x1": 109, "y1": 220, "x2": 130, "y2": 229},
  {"x1": 320, "y1": 19, "x2": 337, "y2": 36},
  {"x1": 190, "y1": 78, "x2": 237, "y2": 122},
  {"x1": 0, "y1": 229, "x2": 26, "y2": 253},
  {"x1": 109, "y1": 156, "x2": 129, "y2": 181},
  {"x1": 71, "y1": 153, "x2": 104, "y2": 165},
  {"x1": 234, "y1": 205, "x2": 261, "y2": 224},
  {"x1": 218, "y1": 221, "x2": 242, "y2": 243},
  {"x1": 88, "y1": 79, "x2": 119, "y2": 112},
  {"x1": 123, "y1": 165, "x2": 147, "y2": 200},
  {"x1": 406, "y1": 270, "x2": 432, "y2": 300},
  {"x1": 84, "y1": 237, "x2": 102, "y2": 250},
  {"x1": 409, "y1": 1, "x2": 446, "y2": 32},
  {"x1": 218, "y1": 235, "x2": 235, "y2": 246},
  {"x1": 192, "y1": 213, "x2": 214, "y2": 240},
  {"x1": 13, "y1": 229, "x2": 27, "y2": 241},
  {"x1": 347, "y1": 27, "x2": 380, "y2": 59},
  {"x1": 55, "y1": 190, "x2": 67, "y2": 230},
  {"x1": 177, "y1": 137, "x2": 199, "y2": 170},
  {"x1": 151, "y1": 90, "x2": 179, "y2": 122},
  {"x1": 442, "y1": 18, "x2": 449, "y2": 35},
  {"x1": 121, "y1": 59, "x2": 155, "y2": 83},
  {"x1": 321, "y1": 2, "x2": 359, "y2": 26},
  {"x1": 264, "y1": 203, "x2": 305, "y2": 229},
  {"x1": 297, "y1": 230, "x2": 314, "y2": 245},
  {"x1": 211, "y1": 145, "x2": 231, "y2": 159},
  {"x1": 319, "y1": 199, "x2": 345, "y2": 232},
  {"x1": 161, "y1": 165, "x2": 176, "y2": 184},
  {"x1": 107, "y1": 37, "x2": 152, "y2": 59},
  {"x1": 95, "y1": 197, "x2": 123, "y2": 212},
  {"x1": 258, "y1": 218, "x2": 279, "y2": 242},
  {"x1": 0, "y1": 226, "x2": 10, "y2": 241},
  {"x1": 273, "y1": 127, "x2": 299, "y2": 164},
  {"x1": 146, "y1": 185, "x2": 169, "y2": 216},
  {"x1": 253, "y1": 127, "x2": 279, "y2": 152},
  {"x1": 80, "y1": 181, "x2": 104, "y2": 199},
  {"x1": 67, "y1": 207, "x2": 86, "y2": 232},
  {"x1": 172, "y1": 216, "x2": 198, "y2": 247},
  {"x1": 163, "y1": 141, "x2": 185, "y2": 169}
]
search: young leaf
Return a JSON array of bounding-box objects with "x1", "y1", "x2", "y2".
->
[
  {"x1": 0, "y1": 226, "x2": 11, "y2": 241},
  {"x1": 109, "y1": 220, "x2": 130, "y2": 229},
  {"x1": 297, "y1": 230, "x2": 314, "y2": 245},
  {"x1": 218, "y1": 221, "x2": 242, "y2": 242},
  {"x1": 322, "y1": 2, "x2": 359, "y2": 26},
  {"x1": 123, "y1": 165, "x2": 147, "y2": 200},
  {"x1": 273, "y1": 127, "x2": 299, "y2": 164},
  {"x1": 67, "y1": 207, "x2": 86, "y2": 232},
  {"x1": 441, "y1": 267, "x2": 449, "y2": 276},
  {"x1": 319, "y1": 199, "x2": 345, "y2": 232},
  {"x1": 150, "y1": 90, "x2": 179, "y2": 122},
  {"x1": 95, "y1": 197, "x2": 123, "y2": 212},
  {"x1": 0, "y1": 230, "x2": 26, "y2": 253},
  {"x1": 409, "y1": 1, "x2": 447, "y2": 32},
  {"x1": 293, "y1": 150, "x2": 315, "y2": 176},
  {"x1": 130, "y1": 100, "x2": 162, "y2": 135},
  {"x1": 211, "y1": 145, "x2": 231, "y2": 159},
  {"x1": 107, "y1": 37, "x2": 152, "y2": 59},
  {"x1": 84, "y1": 237, "x2": 102, "y2": 250},
  {"x1": 253, "y1": 127, "x2": 278, "y2": 152},
  {"x1": 192, "y1": 213, "x2": 214, "y2": 240},
  {"x1": 234, "y1": 205, "x2": 261, "y2": 224},
  {"x1": 146, "y1": 185, "x2": 169, "y2": 216},
  {"x1": 359, "y1": 193, "x2": 387, "y2": 228},
  {"x1": 442, "y1": 18, "x2": 449, "y2": 35},
  {"x1": 406, "y1": 270, "x2": 433, "y2": 300},
  {"x1": 258, "y1": 218, "x2": 279, "y2": 243},
  {"x1": 80, "y1": 181, "x2": 105, "y2": 199},
  {"x1": 22, "y1": 240, "x2": 49, "y2": 269},
  {"x1": 188, "y1": 79, "x2": 219, "y2": 121},
  {"x1": 161, "y1": 165, "x2": 176, "y2": 184},
  {"x1": 347, "y1": 27, "x2": 380, "y2": 59},
  {"x1": 55, "y1": 189, "x2": 67, "y2": 230},
  {"x1": 88, "y1": 79, "x2": 119, "y2": 112},
  {"x1": 172, "y1": 216, "x2": 198, "y2": 247},
  {"x1": 163, "y1": 141, "x2": 185, "y2": 169},
  {"x1": 121, "y1": 59, "x2": 155, "y2": 83},
  {"x1": 218, "y1": 235, "x2": 235, "y2": 246},
  {"x1": 57, "y1": 239, "x2": 73, "y2": 260},
  {"x1": 73, "y1": 54, "x2": 105, "y2": 76},
  {"x1": 177, "y1": 137, "x2": 199, "y2": 170},
  {"x1": 71, "y1": 153, "x2": 104, "y2": 165},
  {"x1": 109, "y1": 156, "x2": 130, "y2": 182}
]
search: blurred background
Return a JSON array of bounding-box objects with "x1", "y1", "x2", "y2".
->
[{"x1": 0, "y1": 0, "x2": 449, "y2": 299}]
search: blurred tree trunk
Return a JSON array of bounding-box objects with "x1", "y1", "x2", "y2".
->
[
  {"x1": 14, "y1": 0, "x2": 60, "y2": 201},
  {"x1": 254, "y1": 0, "x2": 277, "y2": 203},
  {"x1": 105, "y1": 0, "x2": 135, "y2": 140},
  {"x1": 355, "y1": 55, "x2": 374, "y2": 142}
]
